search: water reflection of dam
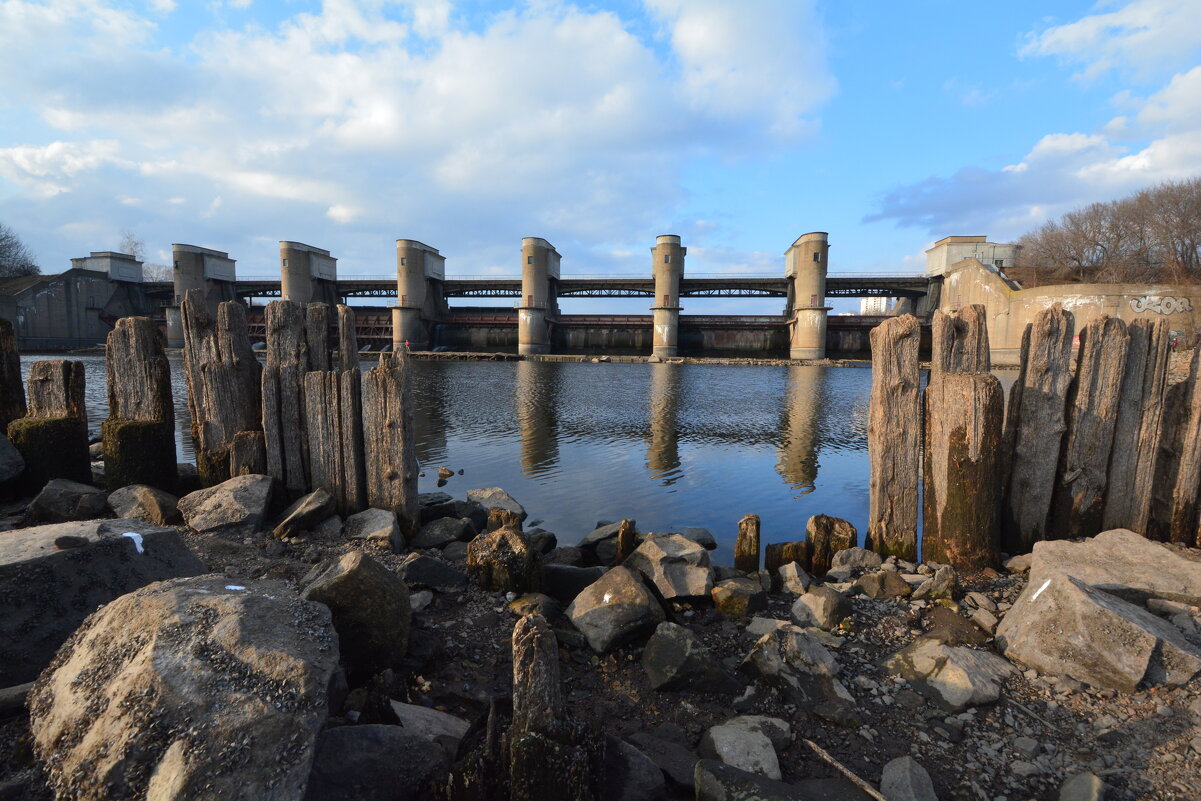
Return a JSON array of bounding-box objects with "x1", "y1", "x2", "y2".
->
[
  {"x1": 646, "y1": 364, "x2": 682, "y2": 484},
  {"x1": 515, "y1": 360, "x2": 560, "y2": 476},
  {"x1": 775, "y1": 365, "x2": 827, "y2": 493}
]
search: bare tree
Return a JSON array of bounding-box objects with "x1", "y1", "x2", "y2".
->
[
  {"x1": 116, "y1": 229, "x2": 171, "y2": 281},
  {"x1": 0, "y1": 223, "x2": 40, "y2": 278}
]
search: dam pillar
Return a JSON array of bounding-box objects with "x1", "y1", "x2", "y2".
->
[
  {"x1": 517, "y1": 237, "x2": 560, "y2": 356},
  {"x1": 167, "y1": 244, "x2": 237, "y2": 347},
  {"x1": 393, "y1": 240, "x2": 445, "y2": 351},
  {"x1": 280, "y1": 241, "x2": 339, "y2": 306},
  {"x1": 650, "y1": 234, "x2": 685, "y2": 359},
  {"x1": 787, "y1": 232, "x2": 830, "y2": 360}
]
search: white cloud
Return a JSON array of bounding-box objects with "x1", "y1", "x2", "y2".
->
[{"x1": 0, "y1": 140, "x2": 127, "y2": 197}]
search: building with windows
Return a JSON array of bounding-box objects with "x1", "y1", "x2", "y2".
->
[
  {"x1": 859, "y1": 296, "x2": 891, "y2": 315},
  {"x1": 925, "y1": 236, "x2": 1019, "y2": 277}
]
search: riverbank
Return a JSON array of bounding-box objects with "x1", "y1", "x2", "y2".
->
[{"x1": 2, "y1": 475, "x2": 1199, "y2": 800}]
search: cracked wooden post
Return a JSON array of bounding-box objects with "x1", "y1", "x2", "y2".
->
[
  {"x1": 508, "y1": 614, "x2": 600, "y2": 801},
  {"x1": 764, "y1": 541, "x2": 811, "y2": 575},
  {"x1": 866, "y1": 314, "x2": 921, "y2": 560},
  {"x1": 362, "y1": 349, "x2": 419, "y2": 544},
  {"x1": 613, "y1": 519, "x2": 636, "y2": 565},
  {"x1": 101, "y1": 317, "x2": 177, "y2": 491},
  {"x1": 303, "y1": 369, "x2": 367, "y2": 516},
  {"x1": 7, "y1": 360, "x2": 89, "y2": 487},
  {"x1": 806, "y1": 514, "x2": 856, "y2": 578},
  {"x1": 1150, "y1": 380, "x2": 1190, "y2": 542},
  {"x1": 337, "y1": 304, "x2": 359, "y2": 372},
  {"x1": 229, "y1": 430, "x2": 267, "y2": 476},
  {"x1": 734, "y1": 513, "x2": 760, "y2": 573},
  {"x1": 922, "y1": 372, "x2": 1003, "y2": 572},
  {"x1": 1102, "y1": 318, "x2": 1169, "y2": 534},
  {"x1": 930, "y1": 304, "x2": 990, "y2": 376},
  {"x1": 180, "y1": 289, "x2": 261, "y2": 485},
  {"x1": 1002, "y1": 304, "x2": 1074, "y2": 554},
  {"x1": 0, "y1": 319, "x2": 25, "y2": 432},
  {"x1": 306, "y1": 302, "x2": 331, "y2": 372},
  {"x1": 262, "y1": 300, "x2": 312, "y2": 499},
  {"x1": 1048, "y1": 316, "x2": 1129, "y2": 541},
  {"x1": 1166, "y1": 347, "x2": 1201, "y2": 546}
]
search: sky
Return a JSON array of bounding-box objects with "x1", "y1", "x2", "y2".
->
[{"x1": 1, "y1": 0, "x2": 1200, "y2": 314}]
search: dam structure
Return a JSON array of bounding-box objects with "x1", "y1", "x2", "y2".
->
[{"x1": 0, "y1": 234, "x2": 938, "y2": 357}]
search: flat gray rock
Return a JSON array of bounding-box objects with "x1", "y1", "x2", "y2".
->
[
  {"x1": 886, "y1": 638, "x2": 1016, "y2": 712},
  {"x1": 178, "y1": 473, "x2": 273, "y2": 537},
  {"x1": 466, "y1": 487, "x2": 526, "y2": 521},
  {"x1": 624, "y1": 533, "x2": 713, "y2": 601},
  {"x1": 1030, "y1": 528, "x2": 1201, "y2": 605},
  {"x1": 567, "y1": 565, "x2": 665, "y2": 653}
]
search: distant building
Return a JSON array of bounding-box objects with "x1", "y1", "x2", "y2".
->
[
  {"x1": 859, "y1": 296, "x2": 892, "y2": 315},
  {"x1": 925, "y1": 236, "x2": 1019, "y2": 277}
]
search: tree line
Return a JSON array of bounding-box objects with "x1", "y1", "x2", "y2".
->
[
  {"x1": 1013, "y1": 177, "x2": 1201, "y2": 286},
  {"x1": 0, "y1": 223, "x2": 38, "y2": 278}
]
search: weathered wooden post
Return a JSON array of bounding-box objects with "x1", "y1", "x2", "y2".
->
[
  {"x1": 362, "y1": 349, "x2": 419, "y2": 541},
  {"x1": 1048, "y1": 316, "x2": 1129, "y2": 540},
  {"x1": 1102, "y1": 318, "x2": 1169, "y2": 534},
  {"x1": 102, "y1": 317, "x2": 177, "y2": 491},
  {"x1": 337, "y1": 304, "x2": 359, "y2": 372},
  {"x1": 1002, "y1": 304, "x2": 1074, "y2": 554},
  {"x1": 930, "y1": 304, "x2": 990, "y2": 376},
  {"x1": 867, "y1": 314, "x2": 921, "y2": 559},
  {"x1": 764, "y1": 541, "x2": 811, "y2": 575},
  {"x1": 613, "y1": 519, "x2": 636, "y2": 565},
  {"x1": 180, "y1": 290, "x2": 261, "y2": 485},
  {"x1": 1166, "y1": 347, "x2": 1201, "y2": 546},
  {"x1": 8, "y1": 360, "x2": 90, "y2": 487},
  {"x1": 806, "y1": 514, "x2": 856, "y2": 577},
  {"x1": 0, "y1": 319, "x2": 25, "y2": 431},
  {"x1": 508, "y1": 614, "x2": 600, "y2": 801},
  {"x1": 303, "y1": 369, "x2": 367, "y2": 516},
  {"x1": 922, "y1": 372, "x2": 1003, "y2": 571},
  {"x1": 306, "y1": 303, "x2": 331, "y2": 372},
  {"x1": 229, "y1": 430, "x2": 267, "y2": 476},
  {"x1": 734, "y1": 513, "x2": 760, "y2": 573},
  {"x1": 1150, "y1": 380, "x2": 1190, "y2": 542}
]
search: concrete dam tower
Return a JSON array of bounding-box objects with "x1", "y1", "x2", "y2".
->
[
  {"x1": 651, "y1": 235, "x2": 685, "y2": 359},
  {"x1": 787, "y1": 232, "x2": 830, "y2": 360},
  {"x1": 393, "y1": 240, "x2": 445, "y2": 350},
  {"x1": 280, "y1": 241, "x2": 339, "y2": 306},
  {"x1": 517, "y1": 237, "x2": 560, "y2": 356},
  {"x1": 165, "y1": 244, "x2": 237, "y2": 348}
]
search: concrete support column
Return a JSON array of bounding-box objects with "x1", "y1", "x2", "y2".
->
[
  {"x1": 280, "y1": 241, "x2": 338, "y2": 306},
  {"x1": 787, "y1": 232, "x2": 831, "y2": 360},
  {"x1": 650, "y1": 235, "x2": 685, "y2": 359},
  {"x1": 517, "y1": 237, "x2": 559, "y2": 356},
  {"x1": 395, "y1": 239, "x2": 440, "y2": 350},
  {"x1": 165, "y1": 306, "x2": 184, "y2": 349},
  {"x1": 170, "y1": 244, "x2": 237, "y2": 341}
]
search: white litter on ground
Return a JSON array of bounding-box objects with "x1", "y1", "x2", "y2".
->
[{"x1": 121, "y1": 532, "x2": 144, "y2": 554}]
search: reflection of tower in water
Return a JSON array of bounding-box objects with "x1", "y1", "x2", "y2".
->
[
  {"x1": 776, "y1": 365, "x2": 827, "y2": 493},
  {"x1": 646, "y1": 363, "x2": 682, "y2": 484},
  {"x1": 516, "y1": 360, "x2": 560, "y2": 476},
  {"x1": 410, "y1": 361, "x2": 448, "y2": 466}
]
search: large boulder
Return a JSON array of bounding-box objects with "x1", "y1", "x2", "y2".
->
[
  {"x1": 711, "y1": 577, "x2": 768, "y2": 618},
  {"x1": 996, "y1": 572, "x2": 1201, "y2": 692},
  {"x1": 178, "y1": 473, "x2": 274, "y2": 537},
  {"x1": 1029, "y1": 528, "x2": 1201, "y2": 606},
  {"x1": 27, "y1": 478, "x2": 108, "y2": 523},
  {"x1": 641, "y1": 622, "x2": 742, "y2": 695},
  {"x1": 880, "y1": 756, "x2": 938, "y2": 801},
  {"x1": 466, "y1": 513, "x2": 541, "y2": 593},
  {"x1": 886, "y1": 638, "x2": 1017, "y2": 711},
  {"x1": 699, "y1": 723, "x2": 780, "y2": 780},
  {"x1": 789, "y1": 586, "x2": 852, "y2": 630},
  {"x1": 107, "y1": 484, "x2": 182, "y2": 525},
  {"x1": 272, "y1": 489, "x2": 336, "y2": 539},
  {"x1": 0, "y1": 432, "x2": 24, "y2": 483},
  {"x1": 345, "y1": 507, "x2": 402, "y2": 550},
  {"x1": 389, "y1": 701, "x2": 471, "y2": 753},
  {"x1": 301, "y1": 551, "x2": 410, "y2": 676},
  {"x1": 412, "y1": 516, "x2": 475, "y2": 549},
  {"x1": 603, "y1": 736, "x2": 667, "y2": 801},
  {"x1": 400, "y1": 554, "x2": 469, "y2": 592},
  {"x1": 567, "y1": 565, "x2": 665, "y2": 653},
  {"x1": 624, "y1": 533, "x2": 713, "y2": 601},
  {"x1": 466, "y1": 487, "x2": 526, "y2": 521},
  {"x1": 304, "y1": 724, "x2": 449, "y2": 801},
  {"x1": 543, "y1": 564, "x2": 606, "y2": 605},
  {"x1": 0, "y1": 519, "x2": 205, "y2": 685},
  {"x1": 694, "y1": 760, "x2": 810, "y2": 801},
  {"x1": 30, "y1": 576, "x2": 338, "y2": 801},
  {"x1": 739, "y1": 625, "x2": 850, "y2": 706}
]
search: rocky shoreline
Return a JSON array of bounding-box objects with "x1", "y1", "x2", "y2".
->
[{"x1": 1, "y1": 473, "x2": 1200, "y2": 801}]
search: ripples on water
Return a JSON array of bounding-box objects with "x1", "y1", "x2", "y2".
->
[{"x1": 21, "y1": 355, "x2": 873, "y2": 562}]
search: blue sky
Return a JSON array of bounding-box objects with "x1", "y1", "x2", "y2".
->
[{"x1": 1, "y1": 0, "x2": 1199, "y2": 313}]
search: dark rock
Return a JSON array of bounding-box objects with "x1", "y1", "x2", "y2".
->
[
  {"x1": 699, "y1": 723, "x2": 780, "y2": 779},
  {"x1": 27, "y1": 479, "x2": 107, "y2": 523},
  {"x1": 603, "y1": 736, "x2": 666, "y2": 801},
  {"x1": 813, "y1": 699, "x2": 862, "y2": 728},
  {"x1": 0, "y1": 433, "x2": 24, "y2": 484},
  {"x1": 543, "y1": 564, "x2": 606, "y2": 604},
  {"x1": 178, "y1": 473, "x2": 273, "y2": 537},
  {"x1": 694, "y1": 760, "x2": 811, "y2": 801},
  {"x1": 678, "y1": 527, "x2": 717, "y2": 550},
  {"x1": 345, "y1": 507, "x2": 401, "y2": 549},
  {"x1": 443, "y1": 541, "x2": 469, "y2": 562},
  {"x1": 466, "y1": 486, "x2": 526, "y2": 521},
  {"x1": 711, "y1": 577, "x2": 768, "y2": 618},
  {"x1": 273, "y1": 489, "x2": 336, "y2": 539},
  {"x1": 31, "y1": 576, "x2": 338, "y2": 800},
  {"x1": 527, "y1": 527, "x2": 558, "y2": 554},
  {"x1": 922, "y1": 605, "x2": 990, "y2": 646},
  {"x1": 567, "y1": 565, "x2": 665, "y2": 653},
  {"x1": 412, "y1": 516, "x2": 474, "y2": 549},
  {"x1": 626, "y1": 732, "x2": 698, "y2": 789},
  {"x1": 0, "y1": 519, "x2": 205, "y2": 684},
  {"x1": 401, "y1": 554, "x2": 468, "y2": 592},
  {"x1": 641, "y1": 622, "x2": 743, "y2": 695},
  {"x1": 450, "y1": 499, "x2": 488, "y2": 532},
  {"x1": 880, "y1": 756, "x2": 938, "y2": 801},
  {"x1": 789, "y1": 586, "x2": 852, "y2": 630},
  {"x1": 624, "y1": 533, "x2": 713, "y2": 601},
  {"x1": 509, "y1": 593, "x2": 562, "y2": 619},
  {"x1": 739, "y1": 625, "x2": 849, "y2": 707},
  {"x1": 466, "y1": 512, "x2": 541, "y2": 592},
  {"x1": 301, "y1": 550, "x2": 410, "y2": 676},
  {"x1": 886, "y1": 638, "x2": 1017, "y2": 712},
  {"x1": 545, "y1": 546, "x2": 585, "y2": 566},
  {"x1": 417, "y1": 491, "x2": 455, "y2": 525},
  {"x1": 106, "y1": 484, "x2": 182, "y2": 525},
  {"x1": 303, "y1": 724, "x2": 448, "y2": 801}
]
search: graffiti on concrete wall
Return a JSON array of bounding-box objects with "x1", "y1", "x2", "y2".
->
[{"x1": 1129, "y1": 295, "x2": 1194, "y2": 314}]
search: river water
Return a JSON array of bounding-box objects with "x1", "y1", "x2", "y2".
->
[{"x1": 21, "y1": 356, "x2": 874, "y2": 562}]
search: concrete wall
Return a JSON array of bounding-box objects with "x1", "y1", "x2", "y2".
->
[
  {"x1": 926, "y1": 236, "x2": 1019, "y2": 277},
  {"x1": 8, "y1": 269, "x2": 158, "y2": 349},
  {"x1": 941, "y1": 257, "x2": 1201, "y2": 362}
]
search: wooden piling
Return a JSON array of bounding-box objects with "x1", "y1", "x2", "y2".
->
[
  {"x1": 1149, "y1": 380, "x2": 1189, "y2": 542},
  {"x1": 922, "y1": 372, "x2": 1003, "y2": 572},
  {"x1": 0, "y1": 319, "x2": 25, "y2": 431},
  {"x1": 866, "y1": 314, "x2": 921, "y2": 559},
  {"x1": 764, "y1": 541, "x2": 811, "y2": 575},
  {"x1": 8, "y1": 360, "x2": 90, "y2": 486},
  {"x1": 229, "y1": 430, "x2": 267, "y2": 476},
  {"x1": 734, "y1": 513, "x2": 761, "y2": 573},
  {"x1": 806, "y1": 514, "x2": 856, "y2": 578},
  {"x1": 306, "y1": 303, "x2": 331, "y2": 372},
  {"x1": 930, "y1": 304, "x2": 990, "y2": 376},
  {"x1": 101, "y1": 317, "x2": 177, "y2": 491},
  {"x1": 180, "y1": 290, "x2": 261, "y2": 485},
  {"x1": 1166, "y1": 348, "x2": 1201, "y2": 546},
  {"x1": 613, "y1": 519, "x2": 636, "y2": 565},
  {"x1": 362, "y1": 350, "x2": 419, "y2": 541},
  {"x1": 1102, "y1": 318, "x2": 1169, "y2": 534},
  {"x1": 1002, "y1": 304, "x2": 1074, "y2": 554},
  {"x1": 337, "y1": 305, "x2": 359, "y2": 372},
  {"x1": 262, "y1": 301, "x2": 311, "y2": 498},
  {"x1": 303, "y1": 370, "x2": 367, "y2": 516},
  {"x1": 1048, "y1": 316, "x2": 1129, "y2": 540}
]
